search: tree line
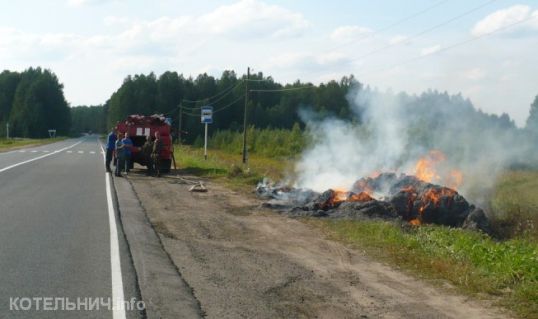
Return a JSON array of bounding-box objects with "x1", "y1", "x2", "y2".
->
[
  {"x1": 0, "y1": 68, "x2": 71, "y2": 138},
  {"x1": 101, "y1": 70, "x2": 356, "y2": 143},
  {"x1": 2, "y1": 67, "x2": 538, "y2": 148}
]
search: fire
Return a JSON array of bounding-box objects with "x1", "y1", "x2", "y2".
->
[
  {"x1": 327, "y1": 189, "x2": 374, "y2": 207},
  {"x1": 446, "y1": 170, "x2": 464, "y2": 190},
  {"x1": 348, "y1": 192, "x2": 374, "y2": 202},
  {"x1": 421, "y1": 188, "x2": 456, "y2": 207},
  {"x1": 415, "y1": 187, "x2": 456, "y2": 222},
  {"x1": 414, "y1": 150, "x2": 464, "y2": 190},
  {"x1": 330, "y1": 189, "x2": 349, "y2": 206},
  {"x1": 352, "y1": 179, "x2": 374, "y2": 195},
  {"x1": 415, "y1": 150, "x2": 445, "y2": 183}
]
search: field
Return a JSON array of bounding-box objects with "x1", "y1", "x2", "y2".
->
[
  {"x1": 173, "y1": 142, "x2": 538, "y2": 318},
  {"x1": 0, "y1": 137, "x2": 67, "y2": 152}
]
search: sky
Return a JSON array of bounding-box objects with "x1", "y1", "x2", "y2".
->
[{"x1": 1, "y1": 0, "x2": 537, "y2": 126}]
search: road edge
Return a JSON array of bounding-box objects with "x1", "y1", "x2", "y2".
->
[{"x1": 111, "y1": 174, "x2": 204, "y2": 319}]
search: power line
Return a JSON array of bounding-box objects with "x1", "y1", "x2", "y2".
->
[
  {"x1": 327, "y1": 0, "x2": 450, "y2": 52},
  {"x1": 182, "y1": 80, "x2": 244, "y2": 104},
  {"x1": 161, "y1": 80, "x2": 244, "y2": 115},
  {"x1": 348, "y1": 0, "x2": 498, "y2": 64},
  {"x1": 244, "y1": 78, "x2": 275, "y2": 82},
  {"x1": 250, "y1": 85, "x2": 315, "y2": 93},
  {"x1": 356, "y1": 14, "x2": 538, "y2": 78},
  {"x1": 180, "y1": 93, "x2": 246, "y2": 117},
  {"x1": 214, "y1": 94, "x2": 246, "y2": 114}
]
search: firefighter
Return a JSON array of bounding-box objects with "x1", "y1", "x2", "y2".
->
[
  {"x1": 152, "y1": 131, "x2": 163, "y2": 177},
  {"x1": 105, "y1": 128, "x2": 117, "y2": 173},
  {"x1": 122, "y1": 132, "x2": 134, "y2": 174},
  {"x1": 142, "y1": 136, "x2": 154, "y2": 176},
  {"x1": 114, "y1": 135, "x2": 125, "y2": 177}
]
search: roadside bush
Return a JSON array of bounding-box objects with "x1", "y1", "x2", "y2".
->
[{"x1": 209, "y1": 123, "x2": 305, "y2": 158}]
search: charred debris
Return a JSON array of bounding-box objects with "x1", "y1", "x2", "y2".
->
[{"x1": 257, "y1": 173, "x2": 490, "y2": 234}]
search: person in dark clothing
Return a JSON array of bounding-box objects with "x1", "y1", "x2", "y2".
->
[
  {"x1": 142, "y1": 137, "x2": 154, "y2": 176},
  {"x1": 105, "y1": 129, "x2": 117, "y2": 173},
  {"x1": 115, "y1": 137, "x2": 125, "y2": 177},
  {"x1": 152, "y1": 131, "x2": 163, "y2": 177}
]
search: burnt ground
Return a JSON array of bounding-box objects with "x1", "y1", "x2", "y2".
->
[{"x1": 125, "y1": 170, "x2": 511, "y2": 319}]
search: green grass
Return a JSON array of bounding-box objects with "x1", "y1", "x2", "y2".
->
[
  {"x1": 173, "y1": 144, "x2": 292, "y2": 191},
  {"x1": 0, "y1": 137, "x2": 67, "y2": 152},
  {"x1": 490, "y1": 170, "x2": 538, "y2": 240},
  {"x1": 172, "y1": 144, "x2": 538, "y2": 317},
  {"x1": 313, "y1": 220, "x2": 538, "y2": 318}
]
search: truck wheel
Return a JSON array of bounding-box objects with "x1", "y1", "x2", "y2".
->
[{"x1": 161, "y1": 159, "x2": 172, "y2": 173}]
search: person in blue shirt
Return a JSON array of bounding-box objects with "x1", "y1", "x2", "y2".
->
[
  {"x1": 115, "y1": 136, "x2": 125, "y2": 177},
  {"x1": 121, "y1": 132, "x2": 134, "y2": 174},
  {"x1": 105, "y1": 129, "x2": 117, "y2": 173}
]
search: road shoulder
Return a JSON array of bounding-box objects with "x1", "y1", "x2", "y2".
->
[
  {"x1": 124, "y1": 171, "x2": 512, "y2": 319},
  {"x1": 112, "y1": 174, "x2": 203, "y2": 319}
]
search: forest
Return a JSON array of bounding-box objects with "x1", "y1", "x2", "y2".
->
[
  {"x1": 0, "y1": 68, "x2": 71, "y2": 138},
  {"x1": 2, "y1": 68, "x2": 538, "y2": 150}
]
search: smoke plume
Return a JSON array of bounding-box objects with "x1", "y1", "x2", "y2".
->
[{"x1": 294, "y1": 85, "x2": 532, "y2": 205}]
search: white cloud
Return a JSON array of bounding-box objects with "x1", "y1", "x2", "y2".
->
[
  {"x1": 420, "y1": 44, "x2": 440, "y2": 56},
  {"x1": 463, "y1": 68, "x2": 485, "y2": 81},
  {"x1": 389, "y1": 35, "x2": 408, "y2": 45},
  {"x1": 103, "y1": 16, "x2": 131, "y2": 27},
  {"x1": 330, "y1": 25, "x2": 372, "y2": 42},
  {"x1": 471, "y1": 5, "x2": 538, "y2": 37},
  {"x1": 198, "y1": 0, "x2": 309, "y2": 39},
  {"x1": 67, "y1": 0, "x2": 117, "y2": 7},
  {"x1": 265, "y1": 51, "x2": 351, "y2": 80}
]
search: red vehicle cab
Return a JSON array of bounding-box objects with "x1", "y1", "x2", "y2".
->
[{"x1": 115, "y1": 114, "x2": 173, "y2": 172}]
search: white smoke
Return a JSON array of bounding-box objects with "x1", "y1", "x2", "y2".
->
[
  {"x1": 293, "y1": 85, "x2": 531, "y2": 203},
  {"x1": 294, "y1": 88, "x2": 408, "y2": 191}
]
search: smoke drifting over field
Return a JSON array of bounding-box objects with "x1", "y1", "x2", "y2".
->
[{"x1": 294, "y1": 84, "x2": 532, "y2": 203}]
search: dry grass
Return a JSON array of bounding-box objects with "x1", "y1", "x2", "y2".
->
[{"x1": 0, "y1": 137, "x2": 67, "y2": 152}]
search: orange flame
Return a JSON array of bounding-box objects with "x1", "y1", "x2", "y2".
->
[
  {"x1": 414, "y1": 150, "x2": 464, "y2": 190},
  {"x1": 328, "y1": 189, "x2": 374, "y2": 207},
  {"x1": 329, "y1": 189, "x2": 349, "y2": 206},
  {"x1": 415, "y1": 150, "x2": 445, "y2": 183},
  {"x1": 348, "y1": 192, "x2": 374, "y2": 202},
  {"x1": 446, "y1": 170, "x2": 464, "y2": 190},
  {"x1": 352, "y1": 180, "x2": 374, "y2": 195},
  {"x1": 416, "y1": 187, "x2": 456, "y2": 220}
]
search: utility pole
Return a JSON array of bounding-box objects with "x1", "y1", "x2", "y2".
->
[
  {"x1": 242, "y1": 67, "x2": 250, "y2": 164},
  {"x1": 177, "y1": 103, "x2": 183, "y2": 145}
]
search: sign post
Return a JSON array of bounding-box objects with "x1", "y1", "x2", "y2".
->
[
  {"x1": 6, "y1": 122, "x2": 9, "y2": 139},
  {"x1": 201, "y1": 106, "x2": 213, "y2": 160}
]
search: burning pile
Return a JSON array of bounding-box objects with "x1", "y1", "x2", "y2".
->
[{"x1": 258, "y1": 151, "x2": 490, "y2": 233}]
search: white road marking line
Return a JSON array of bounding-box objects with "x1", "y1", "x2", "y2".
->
[
  {"x1": 31, "y1": 150, "x2": 37, "y2": 153},
  {"x1": 67, "y1": 151, "x2": 73, "y2": 153},
  {"x1": 0, "y1": 141, "x2": 83, "y2": 174},
  {"x1": 90, "y1": 151, "x2": 96, "y2": 154},
  {"x1": 99, "y1": 143, "x2": 126, "y2": 319},
  {"x1": 78, "y1": 151, "x2": 84, "y2": 154},
  {"x1": 19, "y1": 150, "x2": 26, "y2": 153}
]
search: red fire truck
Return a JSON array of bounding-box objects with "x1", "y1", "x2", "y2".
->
[{"x1": 114, "y1": 114, "x2": 173, "y2": 172}]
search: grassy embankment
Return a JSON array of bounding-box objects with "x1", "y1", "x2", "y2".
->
[
  {"x1": 173, "y1": 132, "x2": 537, "y2": 318},
  {"x1": 0, "y1": 137, "x2": 67, "y2": 152}
]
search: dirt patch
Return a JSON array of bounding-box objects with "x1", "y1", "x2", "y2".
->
[{"x1": 127, "y1": 170, "x2": 511, "y2": 319}]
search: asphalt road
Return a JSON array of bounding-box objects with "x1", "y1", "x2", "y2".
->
[{"x1": 0, "y1": 136, "x2": 142, "y2": 318}]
